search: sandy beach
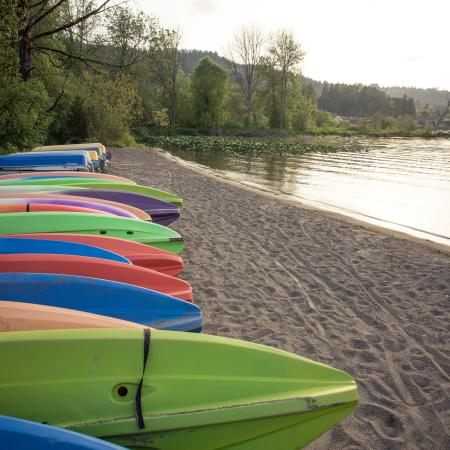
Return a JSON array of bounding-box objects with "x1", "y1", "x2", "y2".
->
[{"x1": 110, "y1": 147, "x2": 450, "y2": 450}]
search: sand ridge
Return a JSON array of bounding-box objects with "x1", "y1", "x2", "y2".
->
[{"x1": 111, "y1": 147, "x2": 450, "y2": 450}]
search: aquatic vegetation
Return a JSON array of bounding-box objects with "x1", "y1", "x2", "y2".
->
[{"x1": 145, "y1": 135, "x2": 363, "y2": 155}]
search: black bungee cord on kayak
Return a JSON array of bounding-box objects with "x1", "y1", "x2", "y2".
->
[{"x1": 135, "y1": 327, "x2": 151, "y2": 429}]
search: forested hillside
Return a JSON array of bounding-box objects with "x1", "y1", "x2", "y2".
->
[
  {"x1": 381, "y1": 86, "x2": 449, "y2": 109},
  {"x1": 318, "y1": 83, "x2": 416, "y2": 117},
  {"x1": 180, "y1": 50, "x2": 449, "y2": 112},
  {"x1": 1, "y1": 1, "x2": 448, "y2": 151}
]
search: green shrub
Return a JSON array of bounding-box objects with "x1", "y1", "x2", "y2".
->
[
  {"x1": 0, "y1": 78, "x2": 51, "y2": 150},
  {"x1": 107, "y1": 133, "x2": 143, "y2": 148},
  {"x1": 82, "y1": 72, "x2": 142, "y2": 144}
]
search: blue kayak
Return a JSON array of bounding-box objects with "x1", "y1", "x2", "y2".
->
[
  {"x1": 0, "y1": 237, "x2": 130, "y2": 264},
  {"x1": 21, "y1": 151, "x2": 99, "y2": 171},
  {"x1": 0, "y1": 152, "x2": 92, "y2": 172},
  {"x1": 0, "y1": 415, "x2": 125, "y2": 450},
  {"x1": 0, "y1": 273, "x2": 203, "y2": 332}
]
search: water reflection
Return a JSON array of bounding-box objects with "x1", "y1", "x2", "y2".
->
[{"x1": 169, "y1": 138, "x2": 450, "y2": 247}]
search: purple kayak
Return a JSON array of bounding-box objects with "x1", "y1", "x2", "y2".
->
[
  {"x1": 52, "y1": 189, "x2": 180, "y2": 226},
  {"x1": 0, "y1": 197, "x2": 138, "y2": 219}
]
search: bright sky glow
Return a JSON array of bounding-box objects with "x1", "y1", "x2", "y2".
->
[{"x1": 135, "y1": 0, "x2": 449, "y2": 90}]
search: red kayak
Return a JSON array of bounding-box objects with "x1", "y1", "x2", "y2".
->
[
  {"x1": 0, "y1": 254, "x2": 192, "y2": 301},
  {"x1": 0, "y1": 202, "x2": 111, "y2": 215},
  {"x1": 7, "y1": 234, "x2": 183, "y2": 276}
]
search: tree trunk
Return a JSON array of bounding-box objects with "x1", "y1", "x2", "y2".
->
[
  {"x1": 18, "y1": 1, "x2": 33, "y2": 81},
  {"x1": 246, "y1": 96, "x2": 252, "y2": 127},
  {"x1": 280, "y1": 70, "x2": 286, "y2": 128},
  {"x1": 19, "y1": 31, "x2": 32, "y2": 81},
  {"x1": 171, "y1": 94, "x2": 177, "y2": 132},
  {"x1": 170, "y1": 73, "x2": 177, "y2": 132}
]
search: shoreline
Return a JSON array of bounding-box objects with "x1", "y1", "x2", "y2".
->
[
  {"x1": 110, "y1": 147, "x2": 450, "y2": 450},
  {"x1": 157, "y1": 147, "x2": 450, "y2": 256}
]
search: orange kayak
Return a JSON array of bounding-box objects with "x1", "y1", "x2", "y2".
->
[
  {"x1": 0, "y1": 193, "x2": 150, "y2": 221},
  {"x1": 7, "y1": 234, "x2": 183, "y2": 276},
  {"x1": 0, "y1": 254, "x2": 192, "y2": 301},
  {"x1": 0, "y1": 202, "x2": 111, "y2": 215},
  {"x1": 0, "y1": 171, "x2": 134, "y2": 184},
  {"x1": 0, "y1": 301, "x2": 144, "y2": 332}
]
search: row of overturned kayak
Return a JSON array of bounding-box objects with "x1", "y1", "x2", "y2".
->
[{"x1": 0, "y1": 143, "x2": 358, "y2": 450}]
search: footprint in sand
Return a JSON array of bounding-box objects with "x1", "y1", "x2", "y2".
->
[{"x1": 359, "y1": 403, "x2": 404, "y2": 439}]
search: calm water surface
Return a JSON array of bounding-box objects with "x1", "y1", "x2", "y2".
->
[{"x1": 170, "y1": 138, "x2": 450, "y2": 247}]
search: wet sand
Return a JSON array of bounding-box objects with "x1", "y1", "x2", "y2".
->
[{"x1": 111, "y1": 147, "x2": 450, "y2": 450}]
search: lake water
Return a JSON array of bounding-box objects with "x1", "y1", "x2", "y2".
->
[{"x1": 169, "y1": 138, "x2": 450, "y2": 247}]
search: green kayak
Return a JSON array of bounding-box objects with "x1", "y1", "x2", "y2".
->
[
  {"x1": 0, "y1": 328, "x2": 358, "y2": 449},
  {"x1": 0, "y1": 178, "x2": 182, "y2": 207},
  {"x1": 0, "y1": 212, "x2": 183, "y2": 254}
]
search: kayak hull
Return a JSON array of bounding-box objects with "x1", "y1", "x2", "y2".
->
[
  {"x1": 0, "y1": 152, "x2": 93, "y2": 172},
  {"x1": 0, "y1": 237, "x2": 130, "y2": 264},
  {"x1": 0, "y1": 273, "x2": 201, "y2": 331},
  {"x1": 0, "y1": 254, "x2": 192, "y2": 301},
  {"x1": 0, "y1": 415, "x2": 126, "y2": 450},
  {"x1": 0, "y1": 212, "x2": 183, "y2": 254},
  {"x1": 56, "y1": 189, "x2": 180, "y2": 226},
  {"x1": 0, "y1": 171, "x2": 132, "y2": 183},
  {"x1": 0, "y1": 193, "x2": 150, "y2": 220},
  {"x1": 0, "y1": 301, "x2": 146, "y2": 332},
  {"x1": 0, "y1": 197, "x2": 138, "y2": 218},
  {"x1": 0, "y1": 188, "x2": 176, "y2": 225},
  {"x1": 0, "y1": 178, "x2": 182, "y2": 207},
  {"x1": 0, "y1": 328, "x2": 357, "y2": 449},
  {"x1": 0, "y1": 202, "x2": 112, "y2": 215},
  {"x1": 8, "y1": 234, "x2": 183, "y2": 276}
]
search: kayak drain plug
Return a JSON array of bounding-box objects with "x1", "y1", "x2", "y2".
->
[{"x1": 117, "y1": 386, "x2": 128, "y2": 397}]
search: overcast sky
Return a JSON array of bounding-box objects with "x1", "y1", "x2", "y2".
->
[{"x1": 135, "y1": 0, "x2": 449, "y2": 90}]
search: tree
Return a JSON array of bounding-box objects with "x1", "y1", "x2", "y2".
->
[
  {"x1": 315, "y1": 109, "x2": 336, "y2": 128},
  {"x1": 257, "y1": 55, "x2": 280, "y2": 128},
  {"x1": 191, "y1": 57, "x2": 228, "y2": 134},
  {"x1": 0, "y1": 78, "x2": 51, "y2": 149},
  {"x1": 268, "y1": 29, "x2": 304, "y2": 128},
  {"x1": 0, "y1": 0, "x2": 19, "y2": 79},
  {"x1": 0, "y1": 0, "x2": 51, "y2": 149},
  {"x1": 106, "y1": 6, "x2": 154, "y2": 68},
  {"x1": 227, "y1": 27, "x2": 264, "y2": 127},
  {"x1": 81, "y1": 71, "x2": 142, "y2": 143},
  {"x1": 371, "y1": 112, "x2": 395, "y2": 130},
  {"x1": 14, "y1": 0, "x2": 120, "y2": 81},
  {"x1": 433, "y1": 97, "x2": 450, "y2": 133},
  {"x1": 318, "y1": 82, "x2": 416, "y2": 118},
  {"x1": 396, "y1": 114, "x2": 416, "y2": 133},
  {"x1": 147, "y1": 27, "x2": 182, "y2": 130},
  {"x1": 290, "y1": 82, "x2": 317, "y2": 131},
  {"x1": 60, "y1": 0, "x2": 101, "y2": 68}
]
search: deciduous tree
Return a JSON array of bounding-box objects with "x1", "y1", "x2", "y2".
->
[
  {"x1": 268, "y1": 29, "x2": 304, "y2": 128},
  {"x1": 15, "y1": 0, "x2": 121, "y2": 81},
  {"x1": 147, "y1": 27, "x2": 182, "y2": 130},
  {"x1": 227, "y1": 27, "x2": 264, "y2": 127},
  {"x1": 191, "y1": 57, "x2": 228, "y2": 134}
]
